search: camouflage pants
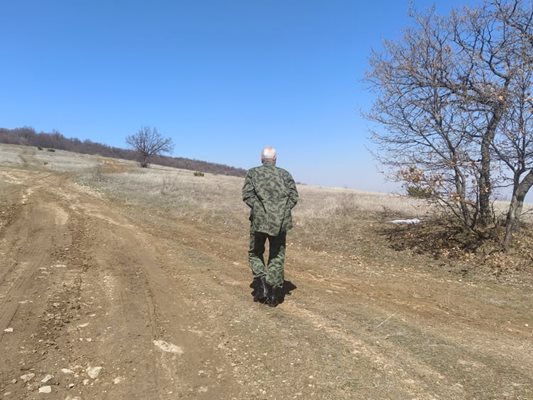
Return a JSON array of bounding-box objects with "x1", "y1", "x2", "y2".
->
[{"x1": 248, "y1": 230, "x2": 287, "y2": 289}]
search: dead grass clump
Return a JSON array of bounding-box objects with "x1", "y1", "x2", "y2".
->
[
  {"x1": 383, "y1": 217, "x2": 483, "y2": 256},
  {"x1": 90, "y1": 165, "x2": 106, "y2": 182},
  {"x1": 160, "y1": 176, "x2": 179, "y2": 195},
  {"x1": 382, "y1": 217, "x2": 533, "y2": 275}
]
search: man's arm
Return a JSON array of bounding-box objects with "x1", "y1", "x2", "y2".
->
[
  {"x1": 285, "y1": 171, "x2": 299, "y2": 209},
  {"x1": 242, "y1": 171, "x2": 258, "y2": 208}
]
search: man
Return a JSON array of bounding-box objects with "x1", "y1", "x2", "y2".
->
[{"x1": 242, "y1": 146, "x2": 298, "y2": 306}]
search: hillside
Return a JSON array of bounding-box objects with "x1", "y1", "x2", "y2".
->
[
  {"x1": 0, "y1": 127, "x2": 246, "y2": 177},
  {"x1": 0, "y1": 144, "x2": 532, "y2": 399}
]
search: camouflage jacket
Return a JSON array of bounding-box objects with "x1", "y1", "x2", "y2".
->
[{"x1": 242, "y1": 162, "x2": 299, "y2": 236}]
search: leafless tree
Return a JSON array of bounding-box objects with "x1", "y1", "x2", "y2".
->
[
  {"x1": 126, "y1": 126, "x2": 174, "y2": 168},
  {"x1": 366, "y1": 0, "x2": 532, "y2": 247},
  {"x1": 491, "y1": 0, "x2": 533, "y2": 248}
]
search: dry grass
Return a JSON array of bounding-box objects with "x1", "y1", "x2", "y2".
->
[
  {"x1": 1, "y1": 143, "x2": 531, "y2": 278},
  {"x1": 74, "y1": 158, "x2": 432, "y2": 254},
  {"x1": 0, "y1": 143, "x2": 101, "y2": 172}
]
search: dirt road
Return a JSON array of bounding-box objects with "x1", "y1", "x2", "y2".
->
[{"x1": 0, "y1": 166, "x2": 532, "y2": 399}]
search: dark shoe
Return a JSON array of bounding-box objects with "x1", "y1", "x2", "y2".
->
[
  {"x1": 253, "y1": 277, "x2": 269, "y2": 302},
  {"x1": 267, "y1": 286, "x2": 280, "y2": 307}
]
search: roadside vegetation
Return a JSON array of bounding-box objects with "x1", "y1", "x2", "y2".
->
[{"x1": 366, "y1": 0, "x2": 533, "y2": 251}]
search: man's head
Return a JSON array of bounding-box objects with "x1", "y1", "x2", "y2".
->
[{"x1": 261, "y1": 146, "x2": 277, "y2": 165}]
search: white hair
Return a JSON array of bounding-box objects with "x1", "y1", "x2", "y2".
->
[{"x1": 261, "y1": 146, "x2": 277, "y2": 161}]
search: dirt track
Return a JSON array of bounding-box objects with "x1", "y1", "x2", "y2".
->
[{"x1": 0, "y1": 165, "x2": 532, "y2": 399}]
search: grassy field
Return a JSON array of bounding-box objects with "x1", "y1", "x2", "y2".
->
[{"x1": 3, "y1": 142, "x2": 532, "y2": 279}]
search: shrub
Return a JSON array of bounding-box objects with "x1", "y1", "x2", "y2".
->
[
  {"x1": 406, "y1": 185, "x2": 432, "y2": 199},
  {"x1": 194, "y1": 171, "x2": 204, "y2": 177}
]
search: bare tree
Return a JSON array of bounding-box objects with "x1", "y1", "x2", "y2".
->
[
  {"x1": 126, "y1": 127, "x2": 174, "y2": 168},
  {"x1": 366, "y1": 0, "x2": 532, "y2": 247},
  {"x1": 491, "y1": 0, "x2": 533, "y2": 248}
]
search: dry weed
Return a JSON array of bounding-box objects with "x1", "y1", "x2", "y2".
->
[{"x1": 1, "y1": 143, "x2": 531, "y2": 277}]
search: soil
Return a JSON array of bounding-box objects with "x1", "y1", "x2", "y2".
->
[{"x1": 0, "y1": 165, "x2": 532, "y2": 399}]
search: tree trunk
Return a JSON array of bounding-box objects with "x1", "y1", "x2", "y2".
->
[
  {"x1": 453, "y1": 166, "x2": 473, "y2": 228},
  {"x1": 479, "y1": 107, "x2": 504, "y2": 228},
  {"x1": 140, "y1": 153, "x2": 149, "y2": 168},
  {"x1": 479, "y1": 139, "x2": 493, "y2": 227},
  {"x1": 504, "y1": 169, "x2": 533, "y2": 250}
]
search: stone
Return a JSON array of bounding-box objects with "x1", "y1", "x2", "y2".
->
[
  {"x1": 153, "y1": 340, "x2": 183, "y2": 354},
  {"x1": 20, "y1": 373, "x2": 35, "y2": 383},
  {"x1": 38, "y1": 386, "x2": 52, "y2": 393},
  {"x1": 86, "y1": 366, "x2": 102, "y2": 379}
]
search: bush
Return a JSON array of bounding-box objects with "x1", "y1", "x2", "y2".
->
[
  {"x1": 46, "y1": 148, "x2": 56, "y2": 152},
  {"x1": 194, "y1": 171, "x2": 204, "y2": 177},
  {"x1": 406, "y1": 186, "x2": 432, "y2": 199}
]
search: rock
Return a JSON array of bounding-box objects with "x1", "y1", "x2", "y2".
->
[
  {"x1": 86, "y1": 366, "x2": 102, "y2": 379},
  {"x1": 68, "y1": 383, "x2": 75, "y2": 389},
  {"x1": 20, "y1": 373, "x2": 35, "y2": 383},
  {"x1": 112, "y1": 377, "x2": 123, "y2": 384},
  {"x1": 153, "y1": 340, "x2": 184, "y2": 354},
  {"x1": 38, "y1": 386, "x2": 52, "y2": 393},
  {"x1": 61, "y1": 369, "x2": 74, "y2": 375},
  {"x1": 82, "y1": 379, "x2": 90, "y2": 386},
  {"x1": 3, "y1": 327, "x2": 13, "y2": 333},
  {"x1": 77, "y1": 323, "x2": 89, "y2": 328},
  {"x1": 10, "y1": 379, "x2": 17, "y2": 384},
  {"x1": 41, "y1": 374, "x2": 53, "y2": 383}
]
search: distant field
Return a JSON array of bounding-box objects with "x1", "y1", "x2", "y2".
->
[{"x1": 2, "y1": 142, "x2": 530, "y2": 227}]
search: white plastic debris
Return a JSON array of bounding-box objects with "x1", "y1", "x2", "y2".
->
[{"x1": 390, "y1": 218, "x2": 421, "y2": 225}]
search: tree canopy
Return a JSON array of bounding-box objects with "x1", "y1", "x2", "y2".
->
[{"x1": 126, "y1": 127, "x2": 174, "y2": 168}]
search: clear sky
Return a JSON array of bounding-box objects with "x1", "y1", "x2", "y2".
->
[{"x1": 1, "y1": 0, "x2": 481, "y2": 192}]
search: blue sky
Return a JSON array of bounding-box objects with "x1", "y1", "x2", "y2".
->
[{"x1": 1, "y1": 0, "x2": 481, "y2": 191}]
